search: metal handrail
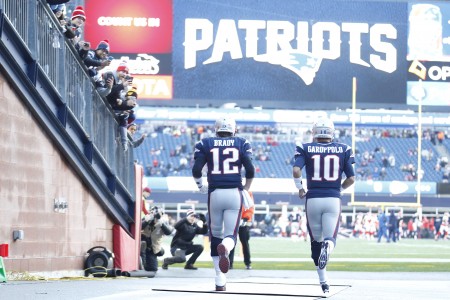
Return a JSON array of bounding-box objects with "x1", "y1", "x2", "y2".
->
[{"x1": 0, "y1": 0, "x2": 135, "y2": 198}]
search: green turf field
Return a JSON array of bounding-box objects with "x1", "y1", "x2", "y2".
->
[{"x1": 180, "y1": 236, "x2": 450, "y2": 272}]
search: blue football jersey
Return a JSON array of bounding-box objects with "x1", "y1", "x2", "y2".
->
[
  {"x1": 194, "y1": 136, "x2": 253, "y2": 189},
  {"x1": 294, "y1": 141, "x2": 355, "y2": 198}
]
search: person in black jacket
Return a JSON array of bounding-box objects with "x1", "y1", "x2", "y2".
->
[
  {"x1": 162, "y1": 210, "x2": 208, "y2": 270},
  {"x1": 388, "y1": 210, "x2": 398, "y2": 243}
]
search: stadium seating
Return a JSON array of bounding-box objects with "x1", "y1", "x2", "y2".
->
[
  {"x1": 134, "y1": 128, "x2": 445, "y2": 182},
  {"x1": 134, "y1": 132, "x2": 193, "y2": 177}
]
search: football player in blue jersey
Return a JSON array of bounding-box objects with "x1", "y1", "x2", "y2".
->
[
  {"x1": 292, "y1": 118, "x2": 355, "y2": 293},
  {"x1": 192, "y1": 116, "x2": 255, "y2": 291}
]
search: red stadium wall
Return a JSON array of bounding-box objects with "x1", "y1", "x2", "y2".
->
[
  {"x1": 113, "y1": 164, "x2": 144, "y2": 271},
  {"x1": 0, "y1": 72, "x2": 114, "y2": 273}
]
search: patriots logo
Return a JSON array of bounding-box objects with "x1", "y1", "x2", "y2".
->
[{"x1": 254, "y1": 50, "x2": 322, "y2": 85}]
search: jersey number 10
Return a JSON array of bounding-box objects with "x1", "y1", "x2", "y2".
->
[{"x1": 311, "y1": 154, "x2": 340, "y2": 181}]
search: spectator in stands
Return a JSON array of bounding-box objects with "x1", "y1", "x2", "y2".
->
[
  {"x1": 381, "y1": 155, "x2": 389, "y2": 168},
  {"x1": 388, "y1": 153, "x2": 396, "y2": 167},
  {"x1": 181, "y1": 142, "x2": 187, "y2": 154},
  {"x1": 76, "y1": 41, "x2": 92, "y2": 60},
  {"x1": 177, "y1": 156, "x2": 188, "y2": 171},
  {"x1": 443, "y1": 169, "x2": 450, "y2": 183},
  {"x1": 162, "y1": 210, "x2": 208, "y2": 270},
  {"x1": 196, "y1": 126, "x2": 204, "y2": 140},
  {"x1": 83, "y1": 40, "x2": 111, "y2": 77},
  {"x1": 379, "y1": 167, "x2": 387, "y2": 180},
  {"x1": 106, "y1": 66, "x2": 135, "y2": 151},
  {"x1": 50, "y1": 4, "x2": 66, "y2": 23},
  {"x1": 106, "y1": 64, "x2": 132, "y2": 107},
  {"x1": 49, "y1": 4, "x2": 71, "y2": 48},
  {"x1": 141, "y1": 206, "x2": 173, "y2": 272},
  {"x1": 439, "y1": 156, "x2": 448, "y2": 169},
  {"x1": 437, "y1": 131, "x2": 445, "y2": 144},
  {"x1": 66, "y1": 6, "x2": 86, "y2": 46},
  {"x1": 145, "y1": 164, "x2": 152, "y2": 176},
  {"x1": 117, "y1": 87, "x2": 138, "y2": 124},
  {"x1": 127, "y1": 123, "x2": 147, "y2": 148},
  {"x1": 50, "y1": 4, "x2": 88, "y2": 55},
  {"x1": 94, "y1": 71, "x2": 114, "y2": 97},
  {"x1": 422, "y1": 148, "x2": 432, "y2": 161},
  {"x1": 108, "y1": 62, "x2": 130, "y2": 84}
]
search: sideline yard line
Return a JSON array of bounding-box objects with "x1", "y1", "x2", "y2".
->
[{"x1": 196, "y1": 257, "x2": 450, "y2": 263}]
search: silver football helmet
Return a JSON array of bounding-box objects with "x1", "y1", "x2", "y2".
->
[
  {"x1": 215, "y1": 116, "x2": 236, "y2": 135},
  {"x1": 312, "y1": 118, "x2": 335, "y2": 139}
]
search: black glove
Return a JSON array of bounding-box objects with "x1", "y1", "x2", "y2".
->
[{"x1": 197, "y1": 213, "x2": 206, "y2": 222}]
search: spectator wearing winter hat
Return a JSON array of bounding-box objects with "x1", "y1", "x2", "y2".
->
[
  {"x1": 83, "y1": 40, "x2": 112, "y2": 77},
  {"x1": 118, "y1": 86, "x2": 137, "y2": 111},
  {"x1": 106, "y1": 62, "x2": 133, "y2": 109},
  {"x1": 107, "y1": 75, "x2": 135, "y2": 151},
  {"x1": 66, "y1": 6, "x2": 86, "y2": 45},
  {"x1": 50, "y1": 4, "x2": 74, "y2": 41},
  {"x1": 107, "y1": 61, "x2": 127, "y2": 82},
  {"x1": 49, "y1": 4, "x2": 83, "y2": 52},
  {"x1": 128, "y1": 123, "x2": 147, "y2": 149},
  {"x1": 50, "y1": 4, "x2": 65, "y2": 19},
  {"x1": 71, "y1": 5, "x2": 86, "y2": 25},
  {"x1": 96, "y1": 40, "x2": 110, "y2": 54},
  {"x1": 141, "y1": 187, "x2": 152, "y2": 217}
]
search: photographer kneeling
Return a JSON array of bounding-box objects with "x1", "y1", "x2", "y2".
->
[
  {"x1": 162, "y1": 209, "x2": 208, "y2": 270},
  {"x1": 141, "y1": 206, "x2": 173, "y2": 272}
]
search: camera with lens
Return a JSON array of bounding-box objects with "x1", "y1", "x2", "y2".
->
[{"x1": 152, "y1": 206, "x2": 163, "y2": 220}]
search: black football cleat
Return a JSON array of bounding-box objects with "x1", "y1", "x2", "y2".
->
[
  {"x1": 321, "y1": 283, "x2": 330, "y2": 293},
  {"x1": 216, "y1": 285, "x2": 226, "y2": 291}
]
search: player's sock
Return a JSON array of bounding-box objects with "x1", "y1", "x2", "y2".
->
[
  {"x1": 317, "y1": 266, "x2": 328, "y2": 283},
  {"x1": 328, "y1": 241, "x2": 335, "y2": 254},
  {"x1": 324, "y1": 238, "x2": 336, "y2": 254},
  {"x1": 212, "y1": 256, "x2": 226, "y2": 287},
  {"x1": 222, "y1": 236, "x2": 235, "y2": 252}
]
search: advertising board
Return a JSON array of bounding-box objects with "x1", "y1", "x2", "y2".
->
[
  {"x1": 172, "y1": 0, "x2": 408, "y2": 107},
  {"x1": 407, "y1": 2, "x2": 450, "y2": 106},
  {"x1": 83, "y1": 0, "x2": 449, "y2": 110},
  {"x1": 84, "y1": 0, "x2": 173, "y2": 100}
]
